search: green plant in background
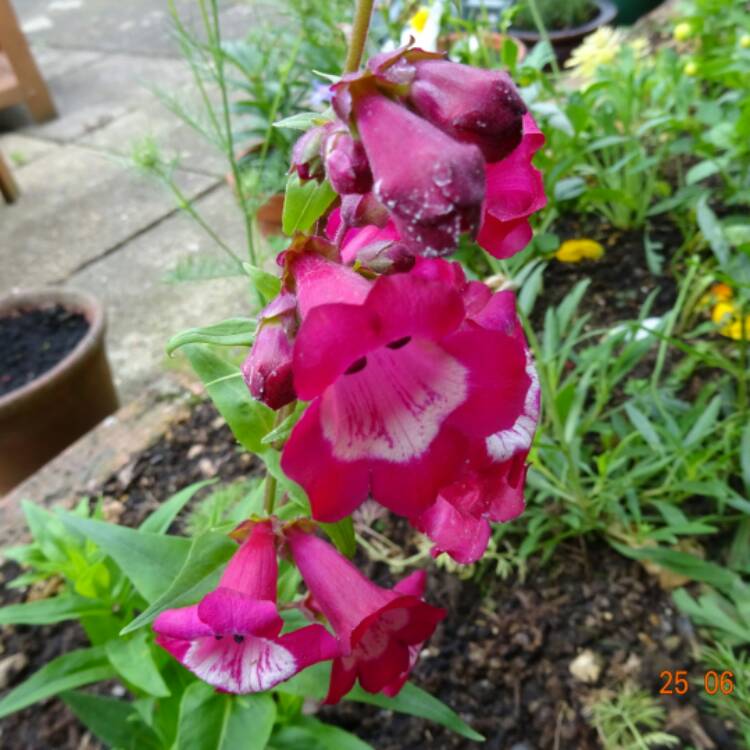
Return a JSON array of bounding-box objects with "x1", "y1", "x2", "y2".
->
[
  {"x1": 512, "y1": 0, "x2": 598, "y2": 31},
  {"x1": 586, "y1": 683, "x2": 679, "y2": 750}
]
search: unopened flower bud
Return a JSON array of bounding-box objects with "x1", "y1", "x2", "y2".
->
[
  {"x1": 354, "y1": 93, "x2": 486, "y2": 256},
  {"x1": 291, "y1": 125, "x2": 328, "y2": 181},
  {"x1": 324, "y1": 129, "x2": 373, "y2": 195},
  {"x1": 241, "y1": 292, "x2": 297, "y2": 410},
  {"x1": 408, "y1": 60, "x2": 527, "y2": 162}
]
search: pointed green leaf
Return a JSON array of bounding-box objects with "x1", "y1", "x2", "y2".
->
[
  {"x1": 167, "y1": 318, "x2": 257, "y2": 355},
  {"x1": 243, "y1": 263, "x2": 282, "y2": 304},
  {"x1": 59, "y1": 513, "x2": 191, "y2": 603},
  {"x1": 63, "y1": 691, "x2": 161, "y2": 750},
  {"x1": 0, "y1": 593, "x2": 108, "y2": 626},
  {"x1": 139, "y1": 480, "x2": 216, "y2": 535},
  {"x1": 182, "y1": 344, "x2": 275, "y2": 454},
  {"x1": 282, "y1": 175, "x2": 337, "y2": 235},
  {"x1": 121, "y1": 531, "x2": 235, "y2": 635},
  {"x1": 106, "y1": 630, "x2": 170, "y2": 697},
  {"x1": 320, "y1": 517, "x2": 356, "y2": 559},
  {"x1": 0, "y1": 647, "x2": 114, "y2": 719},
  {"x1": 270, "y1": 717, "x2": 372, "y2": 749}
]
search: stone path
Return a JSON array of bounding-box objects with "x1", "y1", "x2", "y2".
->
[{"x1": 0, "y1": 0, "x2": 269, "y2": 400}]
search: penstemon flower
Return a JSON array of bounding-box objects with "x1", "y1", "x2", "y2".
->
[
  {"x1": 286, "y1": 525, "x2": 445, "y2": 703},
  {"x1": 153, "y1": 521, "x2": 338, "y2": 693},
  {"x1": 279, "y1": 252, "x2": 535, "y2": 523}
]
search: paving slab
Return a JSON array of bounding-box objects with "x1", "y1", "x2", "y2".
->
[
  {"x1": 66, "y1": 184, "x2": 253, "y2": 400},
  {"x1": 14, "y1": 0, "x2": 268, "y2": 58},
  {"x1": 0, "y1": 143, "x2": 218, "y2": 288},
  {"x1": 15, "y1": 53, "x2": 195, "y2": 142},
  {"x1": 79, "y1": 92, "x2": 228, "y2": 177},
  {"x1": 0, "y1": 132, "x2": 60, "y2": 166}
]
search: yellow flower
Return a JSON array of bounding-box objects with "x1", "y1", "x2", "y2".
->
[
  {"x1": 712, "y1": 300, "x2": 750, "y2": 340},
  {"x1": 555, "y1": 239, "x2": 605, "y2": 263},
  {"x1": 673, "y1": 22, "x2": 692, "y2": 42},
  {"x1": 684, "y1": 61, "x2": 698, "y2": 76},
  {"x1": 740, "y1": 34, "x2": 750, "y2": 49},
  {"x1": 565, "y1": 27, "x2": 647, "y2": 82},
  {"x1": 409, "y1": 6, "x2": 430, "y2": 33}
]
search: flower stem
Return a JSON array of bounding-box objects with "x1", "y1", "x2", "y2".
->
[
  {"x1": 344, "y1": 0, "x2": 375, "y2": 73},
  {"x1": 263, "y1": 472, "x2": 278, "y2": 515},
  {"x1": 526, "y1": 0, "x2": 561, "y2": 79}
]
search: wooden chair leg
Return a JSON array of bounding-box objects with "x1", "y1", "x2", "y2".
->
[
  {"x1": 0, "y1": 0, "x2": 57, "y2": 123},
  {"x1": 0, "y1": 151, "x2": 20, "y2": 203}
]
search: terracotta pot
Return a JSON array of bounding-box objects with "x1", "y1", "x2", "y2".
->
[
  {"x1": 256, "y1": 193, "x2": 285, "y2": 238},
  {"x1": 510, "y1": 0, "x2": 618, "y2": 65},
  {"x1": 0, "y1": 289, "x2": 119, "y2": 494},
  {"x1": 437, "y1": 31, "x2": 528, "y2": 62}
]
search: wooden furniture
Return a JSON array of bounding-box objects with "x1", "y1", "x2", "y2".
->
[
  {"x1": 0, "y1": 150, "x2": 18, "y2": 202},
  {"x1": 0, "y1": 0, "x2": 56, "y2": 122}
]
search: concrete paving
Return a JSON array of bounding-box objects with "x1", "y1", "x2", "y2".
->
[{"x1": 0, "y1": 0, "x2": 262, "y2": 401}]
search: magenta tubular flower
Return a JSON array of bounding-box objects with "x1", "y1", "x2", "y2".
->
[
  {"x1": 280, "y1": 252, "x2": 533, "y2": 522},
  {"x1": 241, "y1": 292, "x2": 297, "y2": 410},
  {"x1": 153, "y1": 521, "x2": 338, "y2": 694},
  {"x1": 408, "y1": 59, "x2": 527, "y2": 162},
  {"x1": 477, "y1": 113, "x2": 547, "y2": 259},
  {"x1": 414, "y1": 290, "x2": 540, "y2": 564},
  {"x1": 286, "y1": 527, "x2": 445, "y2": 703},
  {"x1": 353, "y1": 93, "x2": 486, "y2": 256},
  {"x1": 324, "y1": 128, "x2": 373, "y2": 195}
]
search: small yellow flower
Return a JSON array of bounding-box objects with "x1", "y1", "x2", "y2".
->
[
  {"x1": 565, "y1": 27, "x2": 648, "y2": 85},
  {"x1": 409, "y1": 6, "x2": 430, "y2": 33},
  {"x1": 712, "y1": 300, "x2": 750, "y2": 340},
  {"x1": 674, "y1": 22, "x2": 692, "y2": 42},
  {"x1": 711, "y1": 282, "x2": 733, "y2": 302},
  {"x1": 740, "y1": 34, "x2": 750, "y2": 49},
  {"x1": 684, "y1": 61, "x2": 698, "y2": 76},
  {"x1": 555, "y1": 239, "x2": 605, "y2": 263}
]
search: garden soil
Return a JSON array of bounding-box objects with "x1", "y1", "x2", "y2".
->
[
  {"x1": 0, "y1": 403, "x2": 739, "y2": 749},
  {"x1": 0, "y1": 306, "x2": 88, "y2": 398}
]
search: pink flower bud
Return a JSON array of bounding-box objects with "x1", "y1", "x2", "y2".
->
[
  {"x1": 324, "y1": 129, "x2": 373, "y2": 195},
  {"x1": 354, "y1": 93, "x2": 486, "y2": 255},
  {"x1": 241, "y1": 292, "x2": 297, "y2": 410},
  {"x1": 290, "y1": 125, "x2": 328, "y2": 181},
  {"x1": 408, "y1": 60, "x2": 527, "y2": 162}
]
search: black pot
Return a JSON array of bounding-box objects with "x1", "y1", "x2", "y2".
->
[{"x1": 510, "y1": 0, "x2": 618, "y2": 65}]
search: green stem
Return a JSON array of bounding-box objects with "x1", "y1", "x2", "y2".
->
[
  {"x1": 206, "y1": 0, "x2": 257, "y2": 265},
  {"x1": 526, "y1": 0, "x2": 561, "y2": 79},
  {"x1": 344, "y1": 0, "x2": 375, "y2": 73},
  {"x1": 263, "y1": 472, "x2": 278, "y2": 515}
]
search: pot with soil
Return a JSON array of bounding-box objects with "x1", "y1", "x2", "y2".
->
[
  {"x1": 510, "y1": 0, "x2": 618, "y2": 64},
  {"x1": 0, "y1": 288, "x2": 119, "y2": 494}
]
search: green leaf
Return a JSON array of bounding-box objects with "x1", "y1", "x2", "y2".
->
[
  {"x1": 282, "y1": 175, "x2": 337, "y2": 235},
  {"x1": 684, "y1": 394, "x2": 721, "y2": 446},
  {"x1": 349, "y1": 682, "x2": 484, "y2": 742},
  {"x1": 0, "y1": 593, "x2": 108, "y2": 626},
  {"x1": 140, "y1": 480, "x2": 216, "y2": 534},
  {"x1": 624, "y1": 402, "x2": 663, "y2": 452},
  {"x1": 59, "y1": 513, "x2": 191, "y2": 603},
  {"x1": 164, "y1": 254, "x2": 245, "y2": 283},
  {"x1": 106, "y1": 630, "x2": 170, "y2": 697},
  {"x1": 175, "y1": 682, "x2": 276, "y2": 750},
  {"x1": 696, "y1": 194, "x2": 730, "y2": 267},
  {"x1": 741, "y1": 422, "x2": 750, "y2": 494},
  {"x1": 182, "y1": 344, "x2": 275, "y2": 454},
  {"x1": 274, "y1": 111, "x2": 327, "y2": 131},
  {"x1": 0, "y1": 647, "x2": 115, "y2": 719},
  {"x1": 63, "y1": 691, "x2": 161, "y2": 750},
  {"x1": 121, "y1": 531, "x2": 235, "y2": 635},
  {"x1": 270, "y1": 717, "x2": 372, "y2": 750},
  {"x1": 167, "y1": 319, "x2": 257, "y2": 355},
  {"x1": 243, "y1": 263, "x2": 282, "y2": 304},
  {"x1": 261, "y1": 402, "x2": 306, "y2": 445},
  {"x1": 279, "y1": 665, "x2": 482, "y2": 741},
  {"x1": 320, "y1": 517, "x2": 356, "y2": 559}
]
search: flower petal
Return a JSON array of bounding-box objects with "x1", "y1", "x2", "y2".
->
[
  {"x1": 153, "y1": 605, "x2": 213, "y2": 641},
  {"x1": 325, "y1": 656, "x2": 358, "y2": 704},
  {"x1": 198, "y1": 588, "x2": 283, "y2": 639}
]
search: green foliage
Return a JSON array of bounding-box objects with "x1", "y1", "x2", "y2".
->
[
  {"x1": 586, "y1": 683, "x2": 679, "y2": 750},
  {"x1": 512, "y1": 0, "x2": 597, "y2": 32}
]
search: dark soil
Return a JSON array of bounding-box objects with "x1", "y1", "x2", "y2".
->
[
  {"x1": 323, "y1": 529, "x2": 737, "y2": 749},
  {"x1": 531, "y1": 215, "x2": 680, "y2": 332},
  {"x1": 0, "y1": 305, "x2": 89, "y2": 398}
]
